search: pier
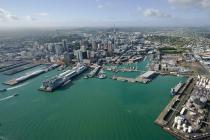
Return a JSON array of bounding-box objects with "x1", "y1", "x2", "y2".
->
[
  {"x1": 3, "y1": 63, "x2": 41, "y2": 75},
  {"x1": 154, "y1": 77, "x2": 210, "y2": 140},
  {"x1": 112, "y1": 71, "x2": 158, "y2": 84},
  {"x1": 0, "y1": 62, "x2": 29, "y2": 72}
]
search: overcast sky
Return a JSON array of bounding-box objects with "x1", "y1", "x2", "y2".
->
[{"x1": 0, "y1": 0, "x2": 210, "y2": 28}]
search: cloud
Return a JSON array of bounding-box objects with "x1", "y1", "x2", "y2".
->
[
  {"x1": 0, "y1": 8, "x2": 19, "y2": 22},
  {"x1": 97, "y1": 4, "x2": 104, "y2": 9},
  {"x1": 143, "y1": 9, "x2": 171, "y2": 18},
  {"x1": 137, "y1": 6, "x2": 142, "y2": 11},
  {"x1": 38, "y1": 12, "x2": 49, "y2": 16},
  {"x1": 168, "y1": 0, "x2": 210, "y2": 8},
  {"x1": 26, "y1": 15, "x2": 36, "y2": 21}
]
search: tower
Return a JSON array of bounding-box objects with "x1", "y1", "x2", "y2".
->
[{"x1": 113, "y1": 24, "x2": 116, "y2": 49}]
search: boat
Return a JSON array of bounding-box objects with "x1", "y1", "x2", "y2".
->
[
  {"x1": 0, "y1": 88, "x2": 7, "y2": 92},
  {"x1": 14, "y1": 93, "x2": 19, "y2": 97},
  {"x1": 170, "y1": 82, "x2": 184, "y2": 96},
  {"x1": 98, "y1": 74, "x2": 106, "y2": 79},
  {"x1": 97, "y1": 69, "x2": 106, "y2": 79},
  {"x1": 84, "y1": 76, "x2": 89, "y2": 79}
]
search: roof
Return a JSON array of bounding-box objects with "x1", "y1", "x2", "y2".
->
[{"x1": 140, "y1": 71, "x2": 156, "y2": 78}]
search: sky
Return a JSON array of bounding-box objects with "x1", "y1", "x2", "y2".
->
[{"x1": 0, "y1": 0, "x2": 210, "y2": 28}]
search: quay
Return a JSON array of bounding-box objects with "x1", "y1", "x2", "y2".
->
[
  {"x1": 112, "y1": 71, "x2": 158, "y2": 84},
  {"x1": 3, "y1": 69, "x2": 46, "y2": 86},
  {"x1": 0, "y1": 62, "x2": 29, "y2": 72},
  {"x1": 3, "y1": 64, "x2": 59, "y2": 86},
  {"x1": 3, "y1": 63, "x2": 41, "y2": 75},
  {"x1": 155, "y1": 77, "x2": 210, "y2": 140}
]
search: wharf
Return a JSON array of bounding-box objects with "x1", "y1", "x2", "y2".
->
[
  {"x1": 155, "y1": 77, "x2": 199, "y2": 140},
  {"x1": 4, "y1": 63, "x2": 41, "y2": 75},
  {"x1": 0, "y1": 62, "x2": 29, "y2": 72},
  {"x1": 112, "y1": 71, "x2": 158, "y2": 84},
  {"x1": 4, "y1": 80, "x2": 18, "y2": 86},
  {"x1": 112, "y1": 76, "x2": 150, "y2": 83},
  {"x1": 3, "y1": 69, "x2": 46, "y2": 86}
]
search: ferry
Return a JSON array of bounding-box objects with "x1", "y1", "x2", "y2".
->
[{"x1": 170, "y1": 82, "x2": 184, "y2": 96}]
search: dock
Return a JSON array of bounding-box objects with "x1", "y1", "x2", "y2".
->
[
  {"x1": 0, "y1": 62, "x2": 29, "y2": 72},
  {"x1": 112, "y1": 71, "x2": 158, "y2": 84},
  {"x1": 154, "y1": 77, "x2": 210, "y2": 140},
  {"x1": 3, "y1": 63, "x2": 41, "y2": 75},
  {"x1": 3, "y1": 69, "x2": 46, "y2": 86}
]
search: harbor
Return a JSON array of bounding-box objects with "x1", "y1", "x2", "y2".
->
[
  {"x1": 155, "y1": 76, "x2": 210, "y2": 140},
  {"x1": 0, "y1": 66, "x2": 183, "y2": 140}
]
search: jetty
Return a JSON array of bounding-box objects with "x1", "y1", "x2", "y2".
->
[{"x1": 112, "y1": 71, "x2": 158, "y2": 84}]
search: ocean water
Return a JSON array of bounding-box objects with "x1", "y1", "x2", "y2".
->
[{"x1": 0, "y1": 61, "x2": 186, "y2": 140}]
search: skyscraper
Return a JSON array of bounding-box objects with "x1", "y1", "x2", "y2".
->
[
  {"x1": 63, "y1": 52, "x2": 72, "y2": 65},
  {"x1": 75, "y1": 50, "x2": 83, "y2": 63},
  {"x1": 107, "y1": 41, "x2": 113, "y2": 56}
]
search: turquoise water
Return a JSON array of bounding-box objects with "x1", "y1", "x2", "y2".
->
[{"x1": 0, "y1": 61, "x2": 186, "y2": 140}]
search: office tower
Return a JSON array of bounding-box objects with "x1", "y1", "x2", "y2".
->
[
  {"x1": 75, "y1": 50, "x2": 83, "y2": 63},
  {"x1": 108, "y1": 41, "x2": 113, "y2": 56},
  {"x1": 63, "y1": 52, "x2": 72, "y2": 65}
]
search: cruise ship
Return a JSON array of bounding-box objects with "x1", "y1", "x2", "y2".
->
[
  {"x1": 40, "y1": 64, "x2": 87, "y2": 92},
  {"x1": 170, "y1": 82, "x2": 184, "y2": 96}
]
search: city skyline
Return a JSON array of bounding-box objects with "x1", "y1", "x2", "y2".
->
[{"x1": 0, "y1": 0, "x2": 210, "y2": 28}]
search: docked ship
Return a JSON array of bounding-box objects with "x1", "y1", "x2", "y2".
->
[
  {"x1": 40, "y1": 64, "x2": 87, "y2": 92},
  {"x1": 170, "y1": 82, "x2": 184, "y2": 96}
]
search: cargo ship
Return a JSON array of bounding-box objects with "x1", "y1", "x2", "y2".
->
[
  {"x1": 39, "y1": 64, "x2": 87, "y2": 92},
  {"x1": 170, "y1": 82, "x2": 184, "y2": 96}
]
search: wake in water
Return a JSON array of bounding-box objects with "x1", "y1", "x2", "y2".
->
[
  {"x1": 7, "y1": 82, "x2": 29, "y2": 91},
  {"x1": 0, "y1": 95, "x2": 15, "y2": 102}
]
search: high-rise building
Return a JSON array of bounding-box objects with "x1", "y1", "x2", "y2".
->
[
  {"x1": 80, "y1": 45, "x2": 87, "y2": 52},
  {"x1": 62, "y1": 39, "x2": 68, "y2": 52},
  {"x1": 92, "y1": 41, "x2": 97, "y2": 51},
  {"x1": 75, "y1": 50, "x2": 83, "y2": 63},
  {"x1": 55, "y1": 44, "x2": 63, "y2": 56},
  {"x1": 107, "y1": 41, "x2": 113, "y2": 56},
  {"x1": 63, "y1": 52, "x2": 72, "y2": 65}
]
